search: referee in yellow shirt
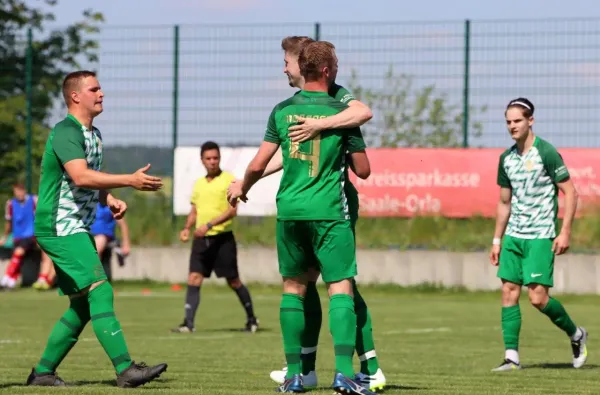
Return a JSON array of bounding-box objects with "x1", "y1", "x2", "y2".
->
[{"x1": 172, "y1": 141, "x2": 259, "y2": 333}]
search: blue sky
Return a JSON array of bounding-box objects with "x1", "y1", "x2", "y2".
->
[{"x1": 40, "y1": 0, "x2": 600, "y2": 148}]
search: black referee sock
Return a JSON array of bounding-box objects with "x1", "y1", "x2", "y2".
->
[
  {"x1": 234, "y1": 284, "x2": 255, "y2": 319},
  {"x1": 184, "y1": 285, "x2": 201, "y2": 328}
]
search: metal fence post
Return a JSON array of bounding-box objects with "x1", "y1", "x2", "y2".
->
[
  {"x1": 25, "y1": 27, "x2": 33, "y2": 193},
  {"x1": 462, "y1": 19, "x2": 471, "y2": 148},
  {"x1": 171, "y1": 24, "x2": 180, "y2": 224},
  {"x1": 314, "y1": 22, "x2": 321, "y2": 40}
]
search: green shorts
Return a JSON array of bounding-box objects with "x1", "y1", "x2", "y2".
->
[
  {"x1": 37, "y1": 232, "x2": 107, "y2": 296},
  {"x1": 497, "y1": 235, "x2": 555, "y2": 287},
  {"x1": 276, "y1": 219, "x2": 357, "y2": 283}
]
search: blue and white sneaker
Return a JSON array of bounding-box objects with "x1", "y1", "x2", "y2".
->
[
  {"x1": 332, "y1": 372, "x2": 377, "y2": 395},
  {"x1": 275, "y1": 374, "x2": 304, "y2": 393}
]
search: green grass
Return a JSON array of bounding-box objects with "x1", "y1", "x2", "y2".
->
[{"x1": 0, "y1": 283, "x2": 598, "y2": 394}]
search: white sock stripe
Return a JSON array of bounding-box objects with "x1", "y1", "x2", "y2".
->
[
  {"x1": 301, "y1": 347, "x2": 317, "y2": 354},
  {"x1": 358, "y1": 350, "x2": 377, "y2": 361}
]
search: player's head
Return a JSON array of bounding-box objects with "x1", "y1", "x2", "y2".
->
[
  {"x1": 298, "y1": 41, "x2": 338, "y2": 85},
  {"x1": 12, "y1": 183, "x2": 26, "y2": 201},
  {"x1": 200, "y1": 141, "x2": 221, "y2": 176},
  {"x1": 62, "y1": 70, "x2": 104, "y2": 117},
  {"x1": 281, "y1": 36, "x2": 315, "y2": 88},
  {"x1": 505, "y1": 98, "x2": 535, "y2": 141}
]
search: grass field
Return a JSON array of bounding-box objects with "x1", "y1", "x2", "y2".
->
[{"x1": 0, "y1": 283, "x2": 598, "y2": 394}]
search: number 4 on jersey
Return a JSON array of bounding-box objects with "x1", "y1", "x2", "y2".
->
[{"x1": 289, "y1": 136, "x2": 321, "y2": 178}]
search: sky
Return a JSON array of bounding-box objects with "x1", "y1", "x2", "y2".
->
[{"x1": 37, "y1": 0, "x2": 600, "y2": 148}]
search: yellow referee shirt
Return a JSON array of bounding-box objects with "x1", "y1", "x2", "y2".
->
[{"x1": 190, "y1": 171, "x2": 235, "y2": 236}]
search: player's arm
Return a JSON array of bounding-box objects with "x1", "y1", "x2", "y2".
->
[
  {"x1": 346, "y1": 127, "x2": 371, "y2": 179},
  {"x1": 557, "y1": 178, "x2": 578, "y2": 236},
  {"x1": 261, "y1": 147, "x2": 283, "y2": 179},
  {"x1": 54, "y1": 129, "x2": 161, "y2": 190},
  {"x1": 241, "y1": 141, "x2": 281, "y2": 195},
  {"x1": 183, "y1": 204, "x2": 197, "y2": 232},
  {"x1": 206, "y1": 206, "x2": 238, "y2": 228},
  {"x1": 3, "y1": 201, "x2": 12, "y2": 239},
  {"x1": 116, "y1": 218, "x2": 131, "y2": 254},
  {"x1": 493, "y1": 187, "x2": 512, "y2": 241},
  {"x1": 314, "y1": 100, "x2": 373, "y2": 130}
]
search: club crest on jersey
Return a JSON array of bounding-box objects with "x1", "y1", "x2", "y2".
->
[{"x1": 524, "y1": 160, "x2": 534, "y2": 171}]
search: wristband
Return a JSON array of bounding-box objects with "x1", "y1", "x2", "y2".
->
[
  {"x1": 492, "y1": 238, "x2": 501, "y2": 246},
  {"x1": 206, "y1": 222, "x2": 213, "y2": 230}
]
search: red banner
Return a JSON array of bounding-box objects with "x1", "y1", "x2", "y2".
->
[{"x1": 349, "y1": 148, "x2": 600, "y2": 218}]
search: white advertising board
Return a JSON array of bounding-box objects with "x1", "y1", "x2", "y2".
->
[{"x1": 173, "y1": 146, "x2": 282, "y2": 216}]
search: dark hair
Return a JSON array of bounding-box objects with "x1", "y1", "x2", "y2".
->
[
  {"x1": 62, "y1": 70, "x2": 97, "y2": 104},
  {"x1": 506, "y1": 97, "x2": 534, "y2": 118},
  {"x1": 201, "y1": 141, "x2": 220, "y2": 157},
  {"x1": 12, "y1": 182, "x2": 25, "y2": 190}
]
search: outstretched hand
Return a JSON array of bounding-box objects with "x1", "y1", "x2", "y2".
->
[
  {"x1": 227, "y1": 179, "x2": 247, "y2": 207},
  {"x1": 130, "y1": 164, "x2": 163, "y2": 191}
]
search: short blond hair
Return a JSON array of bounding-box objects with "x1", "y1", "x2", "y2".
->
[
  {"x1": 281, "y1": 36, "x2": 315, "y2": 56},
  {"x1": 298, "y1": 41, "x2": 336, "y2": 81}
]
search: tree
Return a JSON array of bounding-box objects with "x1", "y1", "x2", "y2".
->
[
  {"x1": 0, "y1": 0, "x2": 104, "y2": 196},
  {"x1": 346, "y1": 66, "x2": 487, "y2": 148}
]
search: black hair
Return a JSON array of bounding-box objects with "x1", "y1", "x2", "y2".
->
[
  {"x1": 201, "y1": 141, "x2": 220, "y2": 157},
  {"x1": 506, "y1": 97, "x2": 534, "y2": 118}
]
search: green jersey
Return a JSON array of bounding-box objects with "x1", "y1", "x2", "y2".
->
[
  {"x1": 497, "y1": 136, "x2": 570, "y2": 239},
  {"x1": 264, "y1": 90, "x2": 366, "y2": 221},
  {"x1": 35, "y1": 114, "x2": 103, "y2": 237}
]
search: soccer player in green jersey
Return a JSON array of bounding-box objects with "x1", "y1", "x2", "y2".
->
[
  {"x1": 26, "y1": 70, "x2": 168, "y2": 388},
  {"x1": 489, "y1": 97, "x2": 588, "y2": 372},
  {"x1": 228, "y1": 41, "x2": 376, "y2": 395},
  {"x1": 255, "y1": 36, "x2": 385, "y2": 392}
]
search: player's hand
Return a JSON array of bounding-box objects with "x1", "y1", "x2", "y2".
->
[
  {"x1": 227, "y1": 180, "x2": 247, "y2": 207},
  {"x1": 489, "y1": 244, "x2": 501, "y2": 266},
  {"x1": 194, "y1": 225, "x2": 209, "y2": 238},
  {"x1": 288, "y1": 116, "x2": 324, "y2": 143},
  {"x1": 107, "y1": 195, "x2": 128, "y2": 220},
  {"x1": 130, "y1": 164, "x2": 163, "y2": 191},
  {"x1": 552, "y1": 232, "x2": 570, "y2": 255},
  {"x1": 179, "y1": 229, "x2": 190, "y2": 242},
  {"x1": 121, "y1": 242, "x2": 131, "y2": 256},
  {"x1": 0, "y1": 237, "x2": 5, "y2": 247}
]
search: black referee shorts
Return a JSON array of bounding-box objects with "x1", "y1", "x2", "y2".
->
[{"x1": 189, "y1": 231, "x2": 239, "y2": 279}]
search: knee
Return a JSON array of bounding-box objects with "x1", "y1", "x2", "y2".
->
[
  {"x1": 501, "y1": 281, "x2": 521, "y2": 306},
  {"x1": 327, "y1": 278, "x2": 353, "y2": 297},
  {"x1": 188, "y1": 272, "x2": 203, "y2": 287},
  {"x1": 227, "y1": 277, "x2": 242, "y2": 289},
  {"x1": 283, "y1": 276, "x2": 307, "y2": 296},
  {"x1": 528, "y1": 286, "x2": 549, "y2": 310}
]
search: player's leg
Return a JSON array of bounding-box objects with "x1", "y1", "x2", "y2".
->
[
  {"x1": 314, "y1": 220, "x2": 376, "y2": 395},
  {"x1": 352, "y1": 279, "x2": 386, "y2": 391},
  {"x1": 492, "y1": 235, "x2": 523, "y2": 371},
  {"x1": 270, "y1": 265, "x2": 320, "y2": 387},
  {"x1": 524, "y1": 238, "x2": 587, "y2": 368},
  {"x1": 274, "y1": 220, "x2": 309, "y2": 393},
  {"x1": 33, "y1": 250, "x2": 55, "y2": 291},
  {"x1": 1, "y1": 240, "x2": 29, "y2": 289},
  {"x1": 216, "y1": 232, "x2": 258, "y2": 332},
  {"x1": 29, "y1": 233, "x2": 167, "y2": 388},
  {"x1": 173, "y1": 237, "x2": 209, "y2": 333},
  {"x1": 94, "y1": 234, "x2": 109, "y2": 256}
]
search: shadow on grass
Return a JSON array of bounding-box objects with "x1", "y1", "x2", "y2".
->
[{"x1": 525, "y1": 363, "x2": 600, "y2": 370}]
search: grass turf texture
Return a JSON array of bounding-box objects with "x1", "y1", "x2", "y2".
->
[{"x1": 0, "y1": 282, "x2": 598, "y2": 394}]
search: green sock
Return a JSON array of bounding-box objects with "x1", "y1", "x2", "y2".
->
[
  {"x1": 88, "y1": 281, "x2": 132, "y2": 374},
  {"x1": 35, "y1": 296, "x2": 90, "y2": 374},
  {"x1": 540, "y1": 297, "x2": 577, "y2": 337},
  {"x1": 280, "y1": 293, "x2": 305, "y2": 379},
  {"x1": 329, "y1": 293, "x2": 356, "y2": 378},
  {"x1": 301, "y1": 282, "x2": 321, "y2": 375},
  {"x1": 501, "y1": 305, "x2": 521, "y2": 351},
  {"x1": 353, "y1": 281, "x2": 379, "y2": 375}
]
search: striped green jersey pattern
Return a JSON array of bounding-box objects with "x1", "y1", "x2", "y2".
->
[{"x1": 497, "y1": 136, "x2": 570, "y2": 239}]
